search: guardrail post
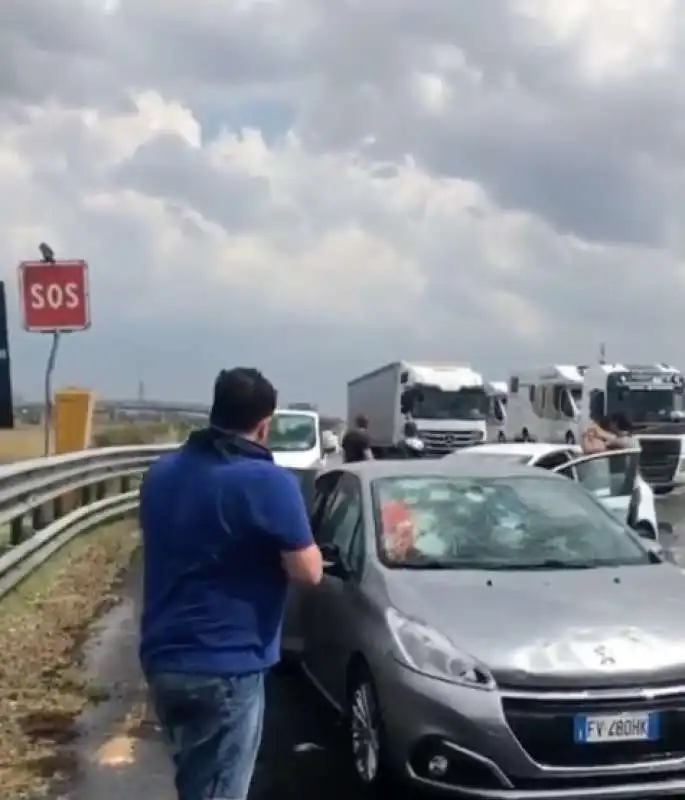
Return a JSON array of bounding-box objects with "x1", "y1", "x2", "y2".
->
[
  {"x1": 53, "y1": 496, "x2": 63, "y2": 521},
  {"x1": 32, "y1": 505, "x2": 44, "y2": 531},
  {"x1": 9, "y1": 517, "x2": 23, "y2": 546},
  {"x1": 120, "y1": 476, "x2": 131, "y2": 493},
  {"x1": 95, "y1": 482, "x2": 107, "y2": 501},
  {"x1": 80, "y1": 485, "x2": 91, "y2": 506}
]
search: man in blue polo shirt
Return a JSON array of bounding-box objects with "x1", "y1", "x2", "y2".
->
[{"x1": 139, "y1": 367, "x2": 323, "y2": 800}]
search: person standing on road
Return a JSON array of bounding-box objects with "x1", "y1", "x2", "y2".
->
[
  {"x1": 138, "y1": 367, "x2": 323, "y2": 800},
  {"x1": 341, "y1": 413, "x2": 374, "y2": 463}
]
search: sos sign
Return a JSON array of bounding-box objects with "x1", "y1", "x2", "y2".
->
[{"x1": 18, "y1": 260, "x2": 91, "y2": 332}]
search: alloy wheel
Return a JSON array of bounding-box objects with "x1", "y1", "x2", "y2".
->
[{"x1": 350, "y1": 682, "x2": 380, "y2": 784}]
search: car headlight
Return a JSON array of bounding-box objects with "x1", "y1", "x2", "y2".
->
[{"x1": 386, "y1": 608, "x2": 495, "y2": 690}]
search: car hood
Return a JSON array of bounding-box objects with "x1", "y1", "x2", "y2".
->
[
  {"x1": 272, "y1": 450, "x2": 321, "y2": 469},
  {"x1": 385, "y1": 566, "x2": 685, "y2": 688}
]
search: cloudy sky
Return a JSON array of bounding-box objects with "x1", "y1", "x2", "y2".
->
[{"x1": 2, "y1": 0, "x2": 684, "y2": 413}]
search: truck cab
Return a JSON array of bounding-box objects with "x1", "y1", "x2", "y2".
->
[
  {"x1": 580, "y1": 362, "x2": 685, "y2": 493},
  {"x1": 398, "y1": 364, "x2": 488, "y2": 456},
  {"x1": 347, "y1": 361, "x2": 488, "y2": 458}
]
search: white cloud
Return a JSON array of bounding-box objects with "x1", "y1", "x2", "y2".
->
[{"x1": 1, "y1": 0, "x2": 685, "y2": 409}]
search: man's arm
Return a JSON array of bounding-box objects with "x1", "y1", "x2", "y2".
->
[
  {"x1": 360, "y1": 431, "x2": 374, "y2": 460},
  {"x1": 581, "y1": 424, "x2": 608, "y2": 454},
  {"x1": 246, "y1": 467, "x2": 323, "y2": 585}
]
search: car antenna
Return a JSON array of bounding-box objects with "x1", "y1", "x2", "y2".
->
[{"x1": 598, "y1": 342, "x2": 606, "y2": 365}]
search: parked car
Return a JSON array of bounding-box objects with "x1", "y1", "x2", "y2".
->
[
  {"x1": 282, "y1": 458, "x2": 685, "y2": 798},
  {"x1": 445, "y1": 442, "x2": 670, "y2": 541}
]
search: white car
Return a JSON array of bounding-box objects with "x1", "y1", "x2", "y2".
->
[{"x1": 447, "y1": 442, "x2": 670, "y2": 541}]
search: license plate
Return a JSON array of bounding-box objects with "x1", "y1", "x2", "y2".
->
[{"x1": 574, "y1": 712, "x2": 660, "y2": 743}]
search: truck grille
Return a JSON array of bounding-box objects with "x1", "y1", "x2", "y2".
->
[
  {"x1": 421, "y1": 429, "x2": 483, "y2": 455},
  {"x1": 637, "y1": 438, "x2": 680, "y2": 485},
  {"x1": 502, "y1": 693, "x2": 685, "y2": 768}
]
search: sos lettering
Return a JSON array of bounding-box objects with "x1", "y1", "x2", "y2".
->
[{"x1": 29, "y1": 283, "x2": 80, "y2": 310}]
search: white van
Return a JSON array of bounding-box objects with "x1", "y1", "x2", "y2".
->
[{"x1": 267, "y1": 408, "x2": 336, "y2": 469}]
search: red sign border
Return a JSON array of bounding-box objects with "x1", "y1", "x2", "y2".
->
[{"x1": 18, "y1": 260, "x2": 92, "y2": 333}]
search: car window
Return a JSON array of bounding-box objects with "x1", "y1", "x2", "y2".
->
[
  {"x1": 310, "y1": 471, "x2": 344, "y2": 537},
  {"x1": 370, "y1": 474, "x2": 651, "y2": 571},
  {"x1": 556, "y1": 452, "x2": 638, "y2": 499},
  {"x1": 535, "y1": 451, "x2": 570, "y2": 470},
  {"x1": 318, "y1": 476, "x2": 363, "y2": 564}
]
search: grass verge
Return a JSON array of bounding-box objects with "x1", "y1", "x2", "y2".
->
[{"x1": 0, "y1": 519, "x2": 140, "y2": 798}]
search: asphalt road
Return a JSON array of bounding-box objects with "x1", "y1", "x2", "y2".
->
[{"x1": 62, "y1": 490, "x2": 685, "y2": 800}]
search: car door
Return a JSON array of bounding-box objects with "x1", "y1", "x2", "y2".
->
[
  {"x1": 552, "y1": 449, "x2": 640, "y2": 523},
  {"x1": 281, "y1": 470, "x2": 343, "y2": 660},
  {"x1": 301, "y1": 473, "x2": 365, "y2": 706}
]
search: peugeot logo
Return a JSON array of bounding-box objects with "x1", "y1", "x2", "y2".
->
[{"x1": 594, "y1": 645, "x2": 616, "y2": 666}]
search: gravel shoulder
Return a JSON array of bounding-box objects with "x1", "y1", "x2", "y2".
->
[{"x1": 0, "y1": 520, "x2": 139, "y2": 798}]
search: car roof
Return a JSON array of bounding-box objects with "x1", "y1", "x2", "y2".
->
[
  {"x1": 449, "y1": 442, "x2": 564, "y2": 458},
  {"x1": 322, "y1": 457, "x2": 559, "y2": 481},
  {"x1": 275, "y1": 408, "x2": 318, "y2": 419}
]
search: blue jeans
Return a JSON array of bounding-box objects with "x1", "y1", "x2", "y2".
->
[{"x1": 146, "y1": 671, "x2": 265, "y2": 800}]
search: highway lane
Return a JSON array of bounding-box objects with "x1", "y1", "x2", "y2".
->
[{"x1": 63, "y1": 490, "x2": 685, "y2": 800}]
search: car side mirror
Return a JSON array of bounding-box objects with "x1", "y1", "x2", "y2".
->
[
  {"x1": 320, "y1": 543, "x2": 351, "y2": 579},
  {"x1": 642, "y1": 539, "x2": 678, "y2": 564}
]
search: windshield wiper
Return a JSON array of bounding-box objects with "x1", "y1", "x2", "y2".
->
[
  {"x1": 483, "y1": 559, "x2": 597, "y2": 571},
  {"x1": 396, "y1": 558, "x2": 608, "y2": 571},
  {"x1": 398, "y1": 559, "x2": 470, "y2": 570}
]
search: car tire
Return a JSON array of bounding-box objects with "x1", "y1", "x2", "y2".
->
[
  {"x1": 654, "y1": 486, "x2": 674, "y2": 496},
  {"x1": 346, "y1": 666, "x2": 396, "y2": 794}
]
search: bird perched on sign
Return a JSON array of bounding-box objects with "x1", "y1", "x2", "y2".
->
[{"x1": 38, "y1": 242, "x2": 55, "y2": 262}]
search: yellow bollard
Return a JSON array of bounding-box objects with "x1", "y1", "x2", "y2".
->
[{"x1": 53, "y1": 388, "x2": 96, "y2": 512}]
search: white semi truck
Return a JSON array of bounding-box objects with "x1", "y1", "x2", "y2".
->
[
  {"x1": 580, "y1": 362, "x2": 685, "y2": 494},
  {"x1": 347, "y1": 361, "x2": 488, "y2": 457}
]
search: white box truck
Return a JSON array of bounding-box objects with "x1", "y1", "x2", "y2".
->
[{"x1": 347, "y1": 361, "x2": 488, "y2": 457}]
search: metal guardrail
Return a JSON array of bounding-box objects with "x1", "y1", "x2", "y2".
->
[{"x1": 0, "y1": 444, "x2": 177, "y2": 600}]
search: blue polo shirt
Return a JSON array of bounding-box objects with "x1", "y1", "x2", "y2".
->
[{"x1": 138, "y1": 429, "x2": 313, "y2": 676}]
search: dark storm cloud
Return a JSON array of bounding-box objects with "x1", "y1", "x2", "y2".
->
[{"x1": 3, "y1": 0, "x2": 685, "y2": 407}]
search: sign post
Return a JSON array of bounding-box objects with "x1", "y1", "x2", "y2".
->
[{"x1": 18, "y1": 249, "x2": 91, "y2": 456}]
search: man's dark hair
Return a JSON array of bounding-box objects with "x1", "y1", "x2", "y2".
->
[
  {"x1": 611, "y1": 412, "x2": 632, "y2": 433},
  {"x1": 209, "y1": 368, "x2": 277, "y2": 433},
  {"x1": 355, "y1": 413, "x2": 369, "y2": 429}
]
